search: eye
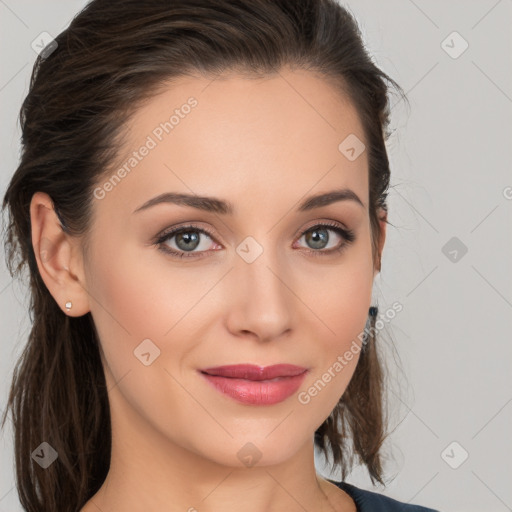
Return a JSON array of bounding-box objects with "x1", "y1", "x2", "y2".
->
[
  {"x1": 154, "y1": 223, "x2": 219, "y2": 259},
  {"x1": 154, "y1": 221, "x2": 355, "y2": 259},
  {"x1": 294, "y1": 222, "x2": 356, "y2": 256}
]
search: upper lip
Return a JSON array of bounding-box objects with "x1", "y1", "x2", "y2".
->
[{"x1": 200, "y1": 364, "x2": 308, "y2": 381}]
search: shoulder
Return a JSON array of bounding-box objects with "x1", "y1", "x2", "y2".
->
[{"x1": 327, "y1": 480, "x2": 441, "y2": 512}]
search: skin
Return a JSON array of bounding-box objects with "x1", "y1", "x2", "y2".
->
[{"x1": 31, "y1": 66, "x2": 386, "y2": 512}]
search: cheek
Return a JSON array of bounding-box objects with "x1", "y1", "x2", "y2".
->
[
  {"x1": 83, "y1": 246, "x2": 217, "y2": 443},
  {"x1": 85, "y1": 237, "x2": 205, "y2": 337},
  {"x1": 324, "y1": 270, "x2": 372, "y2": 349},
  {"x1": 307, "y1": 237, "x2": 374, "y2": 340},
  {"x1": 82, "y1": 240, "x2": 217, "y2": 435},
  {"x1": 298, "y1": 243, "x2": 374, "y2": 404},
  {"x1": 297, "y1": 293, "x2": 370, "y2": 424}
]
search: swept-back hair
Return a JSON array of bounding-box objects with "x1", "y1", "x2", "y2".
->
[{"x1": 2, "y1": 1, "x2": 406, "y2": 510}]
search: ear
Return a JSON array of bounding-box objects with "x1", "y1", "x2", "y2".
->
[
  {"x1": 30, "y1": 191, "x2": 90, "y2": 316},
  {"x1": 374, "y1": 208, "x2": 387, "y2": 277}
]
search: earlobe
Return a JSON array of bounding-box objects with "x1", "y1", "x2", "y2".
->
[{"x1": 29, "y1": 191, "x2": 90, "y2": 316}]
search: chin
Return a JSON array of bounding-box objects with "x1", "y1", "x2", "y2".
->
[{"x1": 189, "y1": 433, "x2": 305, "y2": 469}]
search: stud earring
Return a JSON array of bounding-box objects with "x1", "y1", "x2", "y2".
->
[{"x1": 65, "y1": 301, "x2": 72, "y2": 311}]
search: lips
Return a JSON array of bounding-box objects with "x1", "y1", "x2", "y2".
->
[
  {"x1": 200, "y1": 364, "x2": 307, "y2": 380},
  {"x1": 198, "y1": 364, "x2": 309, "y2": 405}
]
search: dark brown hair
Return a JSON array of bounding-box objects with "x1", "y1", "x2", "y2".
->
[{"x1": 1, "y1": 0, "x2": 406, "y2": 510}]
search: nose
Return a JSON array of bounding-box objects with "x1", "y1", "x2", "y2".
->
[{"x1": 224, "y1": 246, "x2": 294, "y2": 343}]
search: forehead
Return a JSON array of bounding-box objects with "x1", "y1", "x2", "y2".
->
[{"x1": 96, "y1": 67, "x2": 369, "y2": 219}]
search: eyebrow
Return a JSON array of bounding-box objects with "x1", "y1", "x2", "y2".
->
[{"x1": 132, "y1": 188, "x2": 365, "y2": 215}]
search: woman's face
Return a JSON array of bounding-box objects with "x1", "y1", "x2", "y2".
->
[{"x1": 81, "y1": 67, "x2": 384, "y2": 467}]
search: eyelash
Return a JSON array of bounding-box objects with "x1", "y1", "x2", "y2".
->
[{"x1": 154, "y1": 221, "x2": 356, "y2": 260}]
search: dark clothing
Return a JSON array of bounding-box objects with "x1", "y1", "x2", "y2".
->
[{"x1": 328, "y1": 479, "x2": 440, "y2": 511}]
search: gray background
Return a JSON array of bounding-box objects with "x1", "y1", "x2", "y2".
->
[{"x1": 1, "y1": 1, "x2": 511, "y2": 511}]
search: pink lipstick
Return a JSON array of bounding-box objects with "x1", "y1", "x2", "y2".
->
[{"x1": 199, "y1": 364, "x2": 308, "y2": 405}]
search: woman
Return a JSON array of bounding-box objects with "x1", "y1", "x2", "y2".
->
[{"x1": 1, "y1": 0, "x2": 440, "y2": 510}]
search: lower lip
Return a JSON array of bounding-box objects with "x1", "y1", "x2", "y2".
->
[{"x1": 199, "y1": 371, "x2": 307, "y2": 405}]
